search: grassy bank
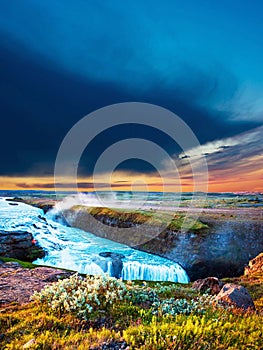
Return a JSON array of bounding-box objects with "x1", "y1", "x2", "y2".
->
[
  {"x1": 1, "y1": 302, "x2": 263, "y2": 349},
  {"x1": 79, "y1": 206, "x2": 209, "y2": 232},
  {"x1": 0, "y1": 257, "x2": 37, "y2": 269}
]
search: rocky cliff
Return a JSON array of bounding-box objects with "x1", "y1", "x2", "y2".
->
[
  {"x1": 61, "y1": 206, "x2": 263, "y2": 280},
  {"x1": 0, "y1": 230, "x2": 45, "y2": 261}
]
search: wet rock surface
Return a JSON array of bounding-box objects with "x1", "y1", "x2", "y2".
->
[
  {"x1": 99, "y1": 252, "x2": 125, "y2": 260},
  {"x1": 0, "y1": 262, "x2": 73, "y2": 305},
  {"x1": 98, "y1": 252, "x2": 125, "y2": 278},
  {"x1": 0, "y1": 230, "x2": 45, "y2": 261},
  {"x1": 139, "y1": 216, "x2": 263, "y2": 280}
]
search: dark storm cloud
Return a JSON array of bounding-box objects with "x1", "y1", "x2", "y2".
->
[
  {"x1": 0, "y1": 0, "x2": 262, "y2": 178},
  {"x1": 16, "y1": 181, "x2": 151, "y2": 189},
  {"x1": 113, "y1": 181, "x2": 130, "y2": 183},
  {"x1": 1, "y1": 35, "x2": 259, "y2": 177}
]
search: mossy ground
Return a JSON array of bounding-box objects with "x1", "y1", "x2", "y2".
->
[
  {"x1": 0, "y1": 257, "x2": 37, "y2": 269},
  {"x1": 1, "y1": 302, "x2": 263, "y2": 350},
  {"x1": 80, "y1": 206, "x2": 209, "y2": 232},
  {"x1": 0, "y1": 257, "x2": 76, "y2": 274}
]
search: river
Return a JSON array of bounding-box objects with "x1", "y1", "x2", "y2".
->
[{"x1": 0, "y1": 197, "x2": 189, "y2": 283}]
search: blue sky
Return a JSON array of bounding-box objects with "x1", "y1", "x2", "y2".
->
[
  {"x1": 1, "y1": 0, "x2": 263, "y2": 97},
  {"x1": 0, "y1": 1, "x2": 262, "y2": 190}
]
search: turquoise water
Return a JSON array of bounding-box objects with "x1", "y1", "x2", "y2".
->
[{"x1": 0, "y1": 197, "x2": 189, "y2": 283}]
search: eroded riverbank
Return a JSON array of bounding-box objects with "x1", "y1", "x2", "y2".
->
[{"x1": 6, "y1": 194, "x2": 263, "y2": 280}]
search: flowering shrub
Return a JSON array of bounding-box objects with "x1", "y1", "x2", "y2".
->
[
  {"x1": 152, "y1": 294, "x2": 215, "y2": 316},
  {"x1": 149, "y1": 282, "x2": 198, "y2": 299},
  {"x1": 32, "y1": 274, "x2": 128, "y2": 320},
  {"x1": 33, "y1": 274, "x2": 216, "y2": 321},
  {"x1": 125, "y1": 282, "x2": 159, "y2": 305}
]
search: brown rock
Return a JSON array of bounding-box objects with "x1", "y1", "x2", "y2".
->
[
  {"x1": 0, "y1": 264, "x2": 73, "y2": 305},
  {"x1": 214, "y1": 283, "x2": 255, "y2": 311},
  {"x1": 244, "y1": 253, "x2": 263, "y2": 276},
  {"x1": 192, "y1": 277, "x2": 223, "y2": 295}
]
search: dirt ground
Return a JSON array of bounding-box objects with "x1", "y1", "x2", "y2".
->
[{"x1": 0, "y1": 261, "x2": 73, "y2": 306}]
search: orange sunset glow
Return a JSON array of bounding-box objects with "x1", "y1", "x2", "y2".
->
[{"x1": 0, "y1": 163, "x2": 262, "y2": 193}]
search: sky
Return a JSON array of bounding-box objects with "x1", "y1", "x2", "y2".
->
[{"x1": 0, "y1": 0, "x2": 262, "y2": 192}]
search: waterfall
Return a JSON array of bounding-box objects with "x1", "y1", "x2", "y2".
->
[
  {"x1": 121, "y1": 261, "x2": 189, "y2": 283},
  {"x1": 0, "y1": 197, "x2": 189, "y2": 283}
]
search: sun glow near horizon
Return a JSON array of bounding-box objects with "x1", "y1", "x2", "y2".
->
[
  {"x1": 0, "y1": 168, "x2": 262, "y2": 193},
  {"x1": 1, "y1": 129, "x2": 262, "y2": 193}
]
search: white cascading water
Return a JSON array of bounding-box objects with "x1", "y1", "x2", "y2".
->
[
  {"x1": 121, "y1": 261, "x2": 188, "y2": 282},
  {"x1": 0, "y1": 197, "x2": 189, "y2": 283}
]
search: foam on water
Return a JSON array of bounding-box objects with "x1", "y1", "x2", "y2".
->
[{"x1": 0, "y1": 197, "x2": 189, "y2": 283}]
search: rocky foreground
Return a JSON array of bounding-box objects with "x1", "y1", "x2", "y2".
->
[
  {"x1": 0, "y1": 252, "x2": 262, "y2": 311},
  {"x1": 1, "y1": 196, "x2": 262, "y2": 349},
  {"x1": 0, "y1": 253, "x2": 262, "y2": 349},
  {"x1": 0, "y1": 261, "x2": 73, "y2": 305}
]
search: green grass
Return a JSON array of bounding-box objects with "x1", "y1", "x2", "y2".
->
[
  {"x1": 0, "y1": 303, "x2": 122, "y2": 349},
  {"x1": 0, "y1": 257, "x2": 37, "y2": 269},
  {"x1": 123, "y1": 310, "x2": 263, "y2": 349},
  {"x1": 0, "y1": 257, "x2": 77, "y2": 274},
  {"x1": 73, "y1": 206, "x2": 209, "y2": 233},
  {"x1": 134, "y1": 281, "x2": 198, "y2": 300},
  {"x1": 1, "y1": 298, "x2": 263, "y2": 349},
  {"x1": 167, "y1": 215, "x2": 209, "y2": 232}
]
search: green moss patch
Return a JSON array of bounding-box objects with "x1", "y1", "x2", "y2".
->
[
  {"x1": 72, "y1": 206, "x2": 209, "y2": 233},
  {"x1": 0, "y1": 256, "x2": 37, "y2": 269}
]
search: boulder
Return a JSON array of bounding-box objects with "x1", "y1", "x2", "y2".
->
[
  {"x1": 98, "y1": 251, "x2": 125, "y2": 278},
  {"x1": 0, "y1": 230, "x2": 45, "y2": 261},
  {"x1": 99, "y1": 252, "x2": 125, "y2": 260},
  {"x1": 244, "y1": 253, "x2": 263, "y2": 276},
  {"x1": 192, "y1": 277, "x2": 223, "y2": 295},
  {"x1": 214, "y1": 283, "x2": 255, "y2": 311}
]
